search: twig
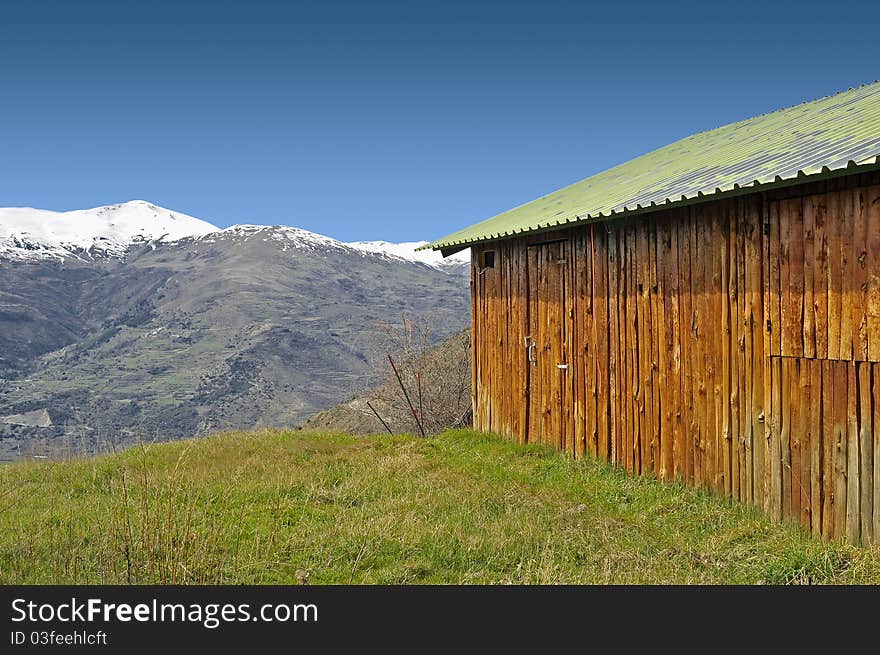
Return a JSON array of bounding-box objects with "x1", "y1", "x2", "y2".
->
[
  {"x1": 416, "y1": 371, "x2": 424, "y2": 428},
  {"x1": 387, "y1": 354, "x2": 426, "y2": 437},
  {"x1": 366, "y1": 401, "x2": 394, "y2": 436}
]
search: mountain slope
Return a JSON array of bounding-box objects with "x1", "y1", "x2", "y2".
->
[{"x1": 0, "y1": 203, "x2": 470, "y2": 458}]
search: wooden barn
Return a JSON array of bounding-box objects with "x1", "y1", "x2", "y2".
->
[{"x1": 423, "y1": 82, "x2": 880, "y2": 544}]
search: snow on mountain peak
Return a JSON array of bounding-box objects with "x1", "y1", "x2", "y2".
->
[
  {"x1": 0, "y1": 201, "x2": 218, "y2": 261},
  {"x1": 0, "y1": 202, "x2": 469, "y2": 272},
  {"x1": 348, "y1": 240, "x2": 470, "y2": 270}
]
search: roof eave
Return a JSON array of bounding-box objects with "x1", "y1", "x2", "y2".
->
[{"x1": 423, "y1": 157, "x2": 880, "y2": 253}]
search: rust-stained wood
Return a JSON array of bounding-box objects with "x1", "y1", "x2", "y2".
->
[{"x1": 469, "y1": 174, "x2": 880, "y2": 544}]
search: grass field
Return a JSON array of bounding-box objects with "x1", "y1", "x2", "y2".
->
[{"x1": 1, "y1": 429, "x2": 878, "y2": 584}]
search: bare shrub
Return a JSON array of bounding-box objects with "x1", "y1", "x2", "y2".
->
[{"x1": 364, "y1": 314, "x2": 471, "y2": 436}]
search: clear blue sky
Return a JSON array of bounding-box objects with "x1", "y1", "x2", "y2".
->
[{"x1": 1, "y1": 1, "x2": 878, "y2": 241}]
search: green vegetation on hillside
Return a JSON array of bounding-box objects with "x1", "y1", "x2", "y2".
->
[{"x1": 1, "y1": 430, "x2": 878, "y2": 584}]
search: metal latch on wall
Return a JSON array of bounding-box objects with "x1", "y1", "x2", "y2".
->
[{"x1": 524, "y1": 336, "x2": 537, "y2": 366}]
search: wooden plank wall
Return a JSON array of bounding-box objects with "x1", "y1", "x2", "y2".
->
[{"x1": 471, "y1": 172, "x2": 880, "y2": 545}]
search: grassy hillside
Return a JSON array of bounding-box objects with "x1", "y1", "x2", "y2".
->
[{"x1": 1, "y1": 429, "x2": 878, "y2": 584}]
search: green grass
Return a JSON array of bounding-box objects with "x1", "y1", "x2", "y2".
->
[{"x1": 1, "y1": 430, "x2": 878, "y2": 584}]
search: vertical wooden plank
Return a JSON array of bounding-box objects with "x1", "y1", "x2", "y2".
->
[
  {"x1": 768, "y1": 201, "x2": 781, "y2": 356},
  {"x1": 859, "y1": 362, "x2": 873, "y2": 545},
  {"x1": 586, "y1": 229, "x2": 599, "y2": 458},
  {"x1": 833, "y1": 362, "x2": 848, "y2": 539},
  {"x1": 822, "y1": 360, "x2": 835, "y2": 538},
  {"x1": 846, "y1": 364, "x2": 860, "y2": 542},
  {"x1": 854, "y1": 188, "x2": 870, "y2": 361},
  {"x1": 615, "y1": 230, "x2": 627, "y2": 467},
  {"x1": 649, "y1": 223, "x2": 663, "y2": 478},
  {"x1": 721, "y1": 203, "x2": 733, "y2": 495},
  {"x1": 701, "y1": 209, "x2": 717, "y2": 491},
  {"x1": 802, "y1": 194, "x2": 816, "y2": 358},
  {"x1": 770, "y1": 356, "x2": 783, "y2": 521},
  {"x1": 655, "y1": 225, "x2": 670, "y2": 479},
  {"x1": 557, "y1": 240, "x2": 569, "y2": 453},
  {"x1": 789, "y1": 197, "x2": 805, "y2": 359},
  {"x1": 573, "y1": 234, "x2": 586, "y2": 458},
  {"x1": 762, "y1": 198, "x2": 774, "y2": 513},
  {"x1": 811, "y1": 194, "x2": 829, "y2": 360},
  {"x1": 615, "y1": 229, "x2": 627, "y2": 468},
  {"x1": 779, "y1": 199, "x2": 792, "y2": 357},
  {"x1": 581, "y1": 231, "x2": 595, "y2": 458},
  {"x1": 797, "y1": 358, "x2": 810, "y2": 529},
  {"x1": 596, "y1": 229, "x2": 611, "y2": 461},
  {"x1": 543, "y1": 242, "x2": 553, "y2": 446},
  {"x1": 637, "y1": 220, "x2": 654, "y2": 476},
  {"x1": 690, "y1": 211, "x2": 706, "y2": 488},
  {"x1": 810, "y1": 359, "x2": 823, "y2": 536},
  {"x1": 840, "y1": 190, "x2": 855, "y2": 360},
  {"x1": 627, "y1": 226, "x2": 641, "y2": 473},
  {"x1": 608, "y1": 230, "x2": 620, "y2": 464},
  {"x1": 519, "y1": 240, "x2": 531, "y2": 444},
  {"x1": 735, "y1": 200, "x2": 748, "y2": 501},
  {"x1": 790, "y1": 358, "x2": 801, "y2": 524},
  {"x1": 714, "y1": 213, "x2": 727, "y2": 496},
  {"x1": 620, "y1": 228, "x2": 633, "y2": 471},
  {"x1": 679, "y1": 208, "x2": 695, "y2": 484},
  {"x1": 668, "y1": 220, "x2": 683, "y2": 480},
  {"x1": 543, "y1": 243, "x2": 554, "y2": 447},
  {"x1": 746, "y1": 198, "x2": 764, "y2": 508},
  {"x1": 527, "y1": 243, "x2": 541, "y2": 443},
  {"x1": 827, "y1": 192, "x2": 842, "y2": 360},
  {"x1": 781, "y1": 359, "x2": 793, "y2": 520}
]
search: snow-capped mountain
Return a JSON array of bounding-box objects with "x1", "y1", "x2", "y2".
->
[
  {"x1": 348, "y1": 240, "x2": 470, "y2": 271},
  {"x1": 0, "y1": 202, "x2": 471, "y2": 458},
  {"x1": 0, "y1": 201, "x2": 469, "y2": 272},
  {"x1": 0, "y1": 200, "x2": 217, "y2": 261}
]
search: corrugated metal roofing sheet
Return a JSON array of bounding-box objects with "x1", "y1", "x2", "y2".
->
[{"x1": 424, "y1": 81, "x2": 880, "y2": 253}]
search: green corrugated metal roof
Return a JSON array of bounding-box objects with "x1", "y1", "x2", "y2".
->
[{"x1": 424, "y1": 81, "x2": 880, "y2": 253}]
